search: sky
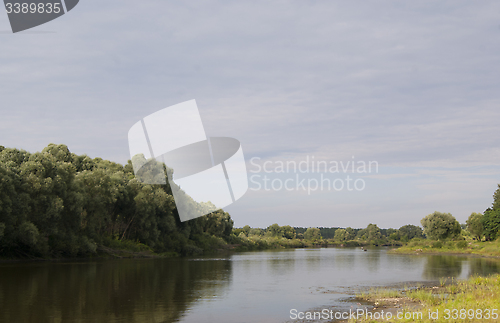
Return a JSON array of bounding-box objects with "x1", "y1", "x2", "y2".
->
[{"x1": 1, "y1": 0, "x2": 499, "y2": 229}]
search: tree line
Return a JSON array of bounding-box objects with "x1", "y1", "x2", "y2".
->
[
  {"x1": 0, "y1": 144, "x2": 234, "y2": 258},
  {"x1": 234, "y1": 222, "x2": 424, "y2": 246},
  {"x1": 234, "y1": 184, "x2": 500, "y2": 246},
  {"x1": 2, "y1": 143, "x2": 499, "y2": 258}
]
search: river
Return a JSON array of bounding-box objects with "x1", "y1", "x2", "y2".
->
[{"x1": 1, "y1": 247, "x2": 499, "y2": 323}]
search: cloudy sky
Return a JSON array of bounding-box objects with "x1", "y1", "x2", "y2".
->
[{"x1": 1, "y1": 0, "x2": 499, "y2": 229}]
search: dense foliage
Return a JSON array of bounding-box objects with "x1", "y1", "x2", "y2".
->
[
  {"x1": 0, "y1": 144, "x2": 234, "y2": 258},
  {"x1": 465, "y1": 185, "x2": 500, "y2": 241},
  {"x1": 421, "y1": 211, "x2": 461, "y2": 240}
]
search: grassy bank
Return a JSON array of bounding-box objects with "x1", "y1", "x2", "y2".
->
[
  {"x1": 390, "y1": 239, "x2": 500, "y2": 258},
  {"x1": 351, "y1": 274, "x2": 500, "y2": 322}
]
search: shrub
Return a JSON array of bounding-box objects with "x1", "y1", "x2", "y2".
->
[
  {"x1": 456, "y1": 241, "x2": 468, "y2": 249},
  {"x1": 432, "y1": 241, "x2": 443, "y2": 249}
]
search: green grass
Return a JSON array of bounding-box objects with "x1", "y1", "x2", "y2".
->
[
  {"x1": 390, "y1": 239, "x2": 500, "y2": 258},
  {"x1": 353, "y1": 274, "x2": 500, "y2": 322}
]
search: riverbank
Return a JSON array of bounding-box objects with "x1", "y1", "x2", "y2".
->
[
  {"x1": 0, "y1": 237, "x2": 400, "y2": 262},
  {"x1": 350, "y1": 274, "x2": 500, "y2": 322},
  {"x1": 233, "y1": 235, "x2": 401, "y2": 252},
  {"x1": 389, "y1": 239, "x2": 500, "y2": 258}
]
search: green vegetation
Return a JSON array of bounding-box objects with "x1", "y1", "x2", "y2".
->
[
  {"x1": 393, "y1": 239, "x2": 500, "y2": 257},
  {"x1": 0, "y1": 144, "x2": 235, "y2": 259},
  {"x1": 392, "y1": 184, "x2": 500, "y2": 257},
  {"x1": 466, "y1": 212, "x2": 483, "y2": 240},
  {"x1": 231, "y1": 222, "x2": 419, "y2": 250},
  {"x1": 2, "y1": 144, "x2": 499, "y2": 260},
  {"x1": 233, "y1": 184, "x2": 500, "y2": 255},
  {"x1": 354, "y1": 274, "x2": 500, "y2": 322},
  {"x1": 421, "y1": 211, "x2": 461, "y2": 240},
  {"x1": 0, "y1": 144, "x2": 401, "y2": 259}
]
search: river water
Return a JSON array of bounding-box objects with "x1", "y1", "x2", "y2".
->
[{"x1": 1, "y1": 247, "x2": 499, "y2": 323}]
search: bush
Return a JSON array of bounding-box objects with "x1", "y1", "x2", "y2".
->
[
  {"x1": 103, "y1": 237, "x2": 152, "y2": 252},
  {"x1": 432, "y1": 241, "x2": 443, "y2": 249},
  {"x1": 456, "y1": 241, "x2": 468, "y2": 249},
  {"x1": 17, "y1": 221, "x2": 39, "y2": 248}
]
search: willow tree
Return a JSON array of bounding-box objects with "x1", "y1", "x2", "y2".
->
[{"x1": 421, "y1": 212, "x2": 461, "y2": 240}]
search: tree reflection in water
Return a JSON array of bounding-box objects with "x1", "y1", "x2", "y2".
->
[
  {"x1": 468, "y1": 258, "x2": 500, "y2": 277},
  {"x1": 422, "y1": 255, "x2": 463, "y2": 279},
  {"x1": 0, "y1": 258, "x2": 232, "y2": 323}
]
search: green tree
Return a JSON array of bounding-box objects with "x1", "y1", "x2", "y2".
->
[
  {"x1": 388, "y1": 232, "x2": 400, "y2": 241},
  {"x1": 366, "y1": 224, "x2": 382, "y2": 241},
  {"x1": 345, "y1": 227, "x2": 356, "y2": 240},
  {"x1": 356, "y1": 228, "x2": 367, "y2": 240},
  {"x1": 334, "y1": 228, "x2": 348, "y2": 241},
  {"x1": 200, "y1": 210, "x2": 234, "y2": 238},
  {"x1": 0, "y1": 144, "x2": 240, "y2": 258},
  {"x1": 420, "y1": 211, "x2": 461, "y2": 240},
  {"x1": 398, "y1": 224, "x2": 424, "y2": 241},
  {"x1": 482, "y1": 208, "x2": 500, "y2": 241},
  {"x1": 493, "y1": 184, "x2": 500, "y2": 210},
  {"x1": 242, "y1": 225, "x2": 251, "y2": 236},
  {"x1": 304, "y1": 227, "x2": 322, "y2": 240},
  {"x1": 266, "y1": 223, "x2": 283, "y2": 237},
  {"x1": 281, "y1": 225, "x2": 296, "y2": 239},
  {"x1": 466, "y1": 212, "x2": 484, "y2": 240},
  {"x1": 17, "y1": 221, "x2": 40, "y2": 249}
]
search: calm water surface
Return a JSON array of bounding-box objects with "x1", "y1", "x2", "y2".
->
[{"x1": 1, "y1": 248, "x2": 500, "y2": 323}]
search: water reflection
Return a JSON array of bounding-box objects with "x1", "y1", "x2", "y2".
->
[
  {"x1": 334, "y1": 252, "x2": 355, "y2": 270},
  {"x1": 0, "y1": 258, "x2": 232, "y2": 323},
  {"x1": 359, "y1": 248, "x2": 382, "y2": 272},
  {"x1": 267, "y1": 255, "x2": 296, "y2": 275},
  {"x1": 2, "y1": 249, "x2": 500, "y2": 323},
  {"x1": 468, "y1": 258, "x2": 500, "y2": 277},
  {"x1": 422, "y1": 255, "x2": 463, "y2": 279}
]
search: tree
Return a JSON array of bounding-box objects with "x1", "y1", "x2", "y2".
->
[
  {"x1": 398, "y1": 224, "x2": 424, "y2": 241},
  {"x1": 493, "y1": 184, "x2": 500, "y2": 210},
  {"x1": 200, "y1": 210, "x2": 234, "y2": 238},
  {"x1": 304, "y1": 227, "x2": 322, "y2": 240},
  {"x1": 383, "y1": 228, "x2": 398, "y2": 238},
  {"x1": 420, "y1": 211, "x2": 461, "y2": 240},
  {"x1": 0, "y1": 143, "x2": 238, "y2": 258},
  {"x1": 466, "y1": 212, "x2": 483, "y2": 240},
  {"x1": 266, "y1": 223, "x2": 283, "y2": 237},
  {"x1": 366, "y1": 224, "x2": 382, "y2": 241},
  {"x1": 334, "y1": 228, "x2": 348, "y2": 241},
  {"x1": 482, "y1": 208, "x2": 500, "y2": 241},
  {"x1": 388, "y1": 232, "x2": 400, "y2": 241},
  {"x1": 345, "y1": 227, "x2": 356, "y2": 240},
  {"x1": 242, "y1": 225, "x2": 251, "y2": 236},
  {"x1": 281, "y1": 225, "x2": 296, "y2": 239},
  {"x1": 249, "y1": 228, "x2": 264, "y2": 236},
  {"x1": 356, "y1": 228, "x2": 367, "y2": 240}
]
